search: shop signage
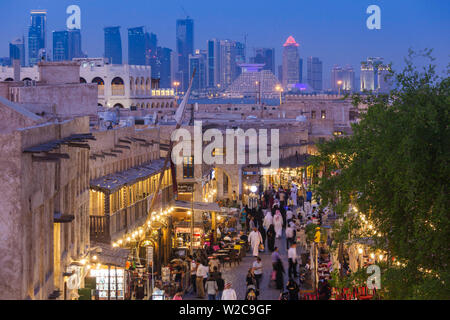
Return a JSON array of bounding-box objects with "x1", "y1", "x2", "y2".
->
[
  {"x1": 161, "y1": 267, "x2": 170, "y2": 282},
  {"x1": 178, "y1": 183, "x2": 194, "y2": 193},
  {"x1": 176, "y1": 227, "x2": 202, "y2": 234}
]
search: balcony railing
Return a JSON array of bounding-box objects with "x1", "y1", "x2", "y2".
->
[{"x1": 90, "y1": 186, "x2": 174, "y2": 243}]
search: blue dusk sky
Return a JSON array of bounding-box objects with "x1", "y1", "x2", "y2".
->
[{"x1": 0, "y1": 0, "x2": 449, "y2": 87}]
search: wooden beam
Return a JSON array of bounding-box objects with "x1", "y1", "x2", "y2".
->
[
  {"x1": 119, "y1": 139, "x2": 132, "y2": 144},
  {"x1": 67, "y1": 143, "x2": 91, "y2": 149},
  {"x1": 45, "y1": 153, "x2": 70, "y2": 159},
  {"x1": 114, "y1": 144, "x2": 131, "y2": 150},
  {"x1": 32, "y1": 156, "x2": 60, "y2": 163}
]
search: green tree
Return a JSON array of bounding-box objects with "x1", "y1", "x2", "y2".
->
[{"x1": 312, "y1": 50, "x2": 450, "y2": 299}]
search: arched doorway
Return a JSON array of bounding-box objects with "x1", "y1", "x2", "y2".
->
[
  {"x1": 80, "y1": 77, "x2": 87, "y2": 83},
  {"x1": 113, "y1": 103, "x2": 124, "y2": 109}
]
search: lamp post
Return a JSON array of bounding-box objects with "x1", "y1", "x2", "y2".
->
[
  {"x1": 275, "y1": 85, "x2": 283, "y2": 106},
  {"x1": 173, "y1": 81, "x2": 180, "y2": 96},
  {"x1": 337, "y1": 80, "x2": 343, "y2": 96}
]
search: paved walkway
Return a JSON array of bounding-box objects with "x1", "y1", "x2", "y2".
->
[{"x1": 184, "y1": 228, "x2": 306, "y2": 300}]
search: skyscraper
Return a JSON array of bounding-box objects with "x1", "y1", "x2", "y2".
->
[
  {"x1": 104, "y1": 26, "x2": 122, "y2": 65},
  {"x1": 128, "y1": 27, "x2": 146, "y2": 65},
  {"x1": 307, "y1": 57, "x2": 323, "y2": 92},
  {"x1": 156, "y1": 47, "x2": 172, "y2": 88},
  {"x1": 360, "y1": 57, "x2": 385, "y2": 92},
  {"x1": 9, "y1": 37, "x2": 25, "y2": 67},
  {"x1": 299, "y1": 58, "x2": 303, "y2": 83},
  {"x1": 207, "y1": 39, "x2": 221, "y2": 88},
  {"x1": 176, "y1": 18, "x2": 194, "y2": 91},
  {"x1": 53, "y1": 31, "x2": 69, "y2": 61},
  {"x1": 146, "y1": 33, "x2": 158, "y2": 78},
  {"x1": 53, "y1": 29, "x2": 84, "y2": 62},
  {"x1": 331, "y1": 65, "x2": 355, "y2": 92},
  {"x1": 219, "y1": 39, "x2": 245, "y2": 88},
  {"x1": 28, "y1": 10, "x2": 47, "y2": 66},
  {"x1": 250, "y1": 48, "x2": 275, "y2": 74},
  {"x1": 69, "y1": 29, "x2": 83, "y2": 59},
  {"x1": 282, "y1": 36, "x2": 300, "y2": 89},
  {"x1": 189, "y1": 50, "x2": 207, "y2": 91}
]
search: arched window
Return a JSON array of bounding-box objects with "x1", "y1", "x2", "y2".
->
[
  {"x1": 92, "y1": 77, "x2": 105, "y2": 95},
  {"x1": 146, "y1": 78, "x2": 150, "y2": 94},
  {"x1": 80, "y1": 77, "x2": 87, "y2": 83},
  {"x1": 140, "y1": 77, "x2": 145, "y2": 94},
  {"x1": 130, "y1": 77, "x2": 135, "y2": 94},
  {"x1": 135, "y1": 78, "x2": 140, "y2": 94},
  {"x1": 22, "y1": 78, "x2": 32, "y2": 81},
  {"x1": 113, "y1": 103, "x2": 124, "y2": 109},
  {"x1": 4, "y1": 78, "x2": 13, "y2": 82},
  {"x1": 111, "y1": 77, "x2": 125, "y2": 96},
  {"x1": 146, "y1": 103, "x2": 150, "y2": 109}
]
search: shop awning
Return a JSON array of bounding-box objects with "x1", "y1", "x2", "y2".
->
[
  {"x1": 174, "y1": 200, "x2": 220, "y2": 212},
  {"x1": 90, "y1": 158, "x2": 166, "y2": 194},
  {"x1": 92, "y1": 242, "x2": 130, "y2": 267}
]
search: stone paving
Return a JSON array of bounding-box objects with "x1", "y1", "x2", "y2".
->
[{"x1": 184, "y1": 229, "x2": 306, "y2": 300}]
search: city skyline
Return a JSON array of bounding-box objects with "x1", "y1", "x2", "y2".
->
[{"x1": 1, "y1": 0, "x2": 449, "y2": 88}]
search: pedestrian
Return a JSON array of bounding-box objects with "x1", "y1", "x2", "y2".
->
[
  {"x1": 248, "y1": 227, "x2": 263, "y2": 257},
  {"x1": 291, "y1": 184, "x2": 298, "y2": 207},
  {"x1": 288, "y1": 243, "x2": 298, "y2": 278},
  {"x1": 252, "y1": 256, "x2": 263, "y2": 289},
  {"x1": 286, "y1": 278, "x2": 299, "y2": 300},
  {"x1": 246, "y1": 267, "x2": 257, "y2": 287},
  {"x1": 263, "y1": 210, "x2": 273, "y2": 230},
  {"x1": 267, "y1": 224, "x2": 276, "y2": 252},
  {"x1": 258, "y1": 224, "x2": 266, "y2": 250},
  {"x1": 286, "y1": 208, "x2": 293, "y2": 225},
  {"x1": 221, "y1": 282, "x2": 237, "y2": 300},
  {"x1": 318, "y1": 279, "x2": 331, "y2": 300},
  {"x1": 249, "y1": 216, "x2": 256, "y2": 230},
  {"x1": 215, "y1": 270, "x2": 225, "y2": 300},
  {"x1": 196, "y1": 260, "x2": 207, "y2": 298},
  {"x1": 273, "y1": 253, "x2": 285, "y2": 290},
  {"x1": 173, "y1": 288, "x2": 183, "y2": 300},
  {"x1": 189, "y1": 256, "x2": 197, "y2": 294},
  {"x1": 205, "y1": 276, "x2": 218, "y2": 300},
  {"x1": 286, "y1": 223, "x2": 295, "y2": 249},
  {"x1": 274, "y1": 210, "x2": 283, "y2": 238}
]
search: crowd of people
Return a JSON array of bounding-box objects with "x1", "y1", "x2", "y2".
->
[{"x1": 166, "y1": 183, "x2": 337, "y2": 300}]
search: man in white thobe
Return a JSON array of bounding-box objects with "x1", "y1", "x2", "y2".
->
[
  {"x1": 263, "y1": 211, "x2": 273, "y2": 230},
  {"x1": 248, "y1": 227, "x2": 263, "y2": 257}
]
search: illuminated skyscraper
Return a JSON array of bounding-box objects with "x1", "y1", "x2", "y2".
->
[
  {"x1": 52, "y1": 29, "x2": 83, "y2": 62},
  {"x1": 207, "y1": 38, "x2": 220, "y2": 88},
  {"x1": 104, "y1": 26, "x2": 122, "y2": 65},
  {"x1": 176, "y1": 18, "x2": 194, "y2": 91},
  {"x1": 282, "y1": 36, "x2": 300, "y2": 89},
  {"x1": 331, "y1": 65, "x2": 355, "y2": 92},
  {"x1": 28, "y1": 10, "x2": 47, "y2": 66},
  {"x1": 360, "y1": 57, "x2": 390, "y2": 92},
  {"x1": 307, "y1": 56, "x2": 323, "y2": 92},
  {"x1": 9, "y1": 37, "x2": 25, "y2": 67},
  {"x1": 250, "y1": 48, "x2": 275, "y2": 74},
  {"x1": 128, "y1": 27, "x2": 146, "y2": 65},
  {"x1": 189, "y1": 50, "x2": 207, "y2": 91}
]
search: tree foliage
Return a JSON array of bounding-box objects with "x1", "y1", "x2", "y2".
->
[{"x1": 312, "y1": 50, "x2": 450, "y2": 299}]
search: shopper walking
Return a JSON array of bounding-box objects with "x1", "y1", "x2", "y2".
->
[
  {"x1": 215, "y1": 270, "x2": 225, "y2": 300},
  {"x1": 286, "y1": 278, "x2": 300, "y2": 300},
  {"x1": 205, "y1": 276, "x2": 218, "y2": 300},
  {"x1": 221, "y1": 282, "x2": 237, "y2": 300},
  {"x1": 286, "y1": 223, "x2": 295, "y2": 249},
  {"x1": 288, "y1": 243, "x2": 298, "y2": 279},
  {"x1": 267, "y1": 224, "x2": 276, "y2": 252},
  {"x1": 189, "y1": 256, "x2": 197, "y2": 294},
  {"x1": 195, "y1": 260, "x2": 207, "y2": 298},
  {"x1": 274, "y1": 210, "x2": 283, "y2": 239},
  {"x1": 248, "y1": 227, "x2": 263, "y2": 257},
  {"x1": 252, "y1": 256, "x2": 263, "y2": 289}
]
